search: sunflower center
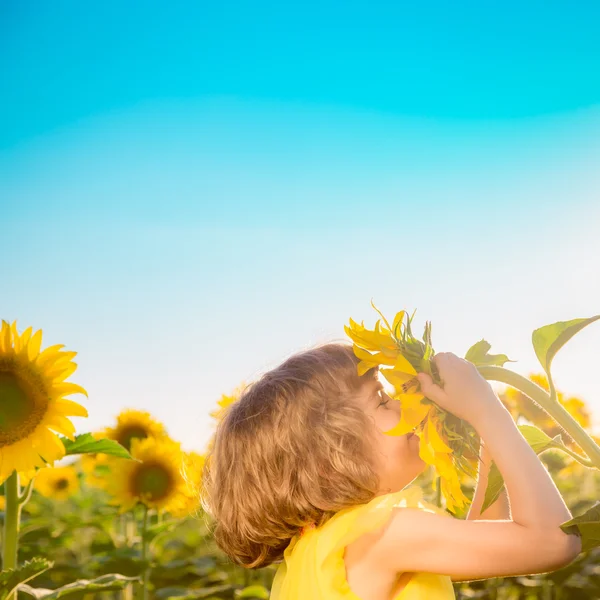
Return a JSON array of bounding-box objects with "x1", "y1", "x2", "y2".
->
[
  {"x1": 54, "y1": 478, "x2": 69, "y2": 491},
  {"x1": 0, "y1": 366, "x2": 49, "y2": 447},
  {"x1": 132, "y1": 462, "x2": 174, "y2": 501},
  {"x1": 118, "y1": 427, "x2": 149, "y2": 451}
]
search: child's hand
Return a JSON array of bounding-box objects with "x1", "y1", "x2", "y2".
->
[{"x1": 416, "y1": 352, "x2": 505, "y2": 426}]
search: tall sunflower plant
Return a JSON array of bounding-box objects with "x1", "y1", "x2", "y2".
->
[
  {"x1": 346, "y1": 303, "x2": 600, "y2": 553},
  {"x1": 83, "y1": 408, "x2": 205, "y2": 600},
  {"x1": 0, "y1": 320, "x2": 135, "y2": 599}
]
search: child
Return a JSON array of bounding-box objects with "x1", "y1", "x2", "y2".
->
[{"x1": 201, "y1": 344, "x2": 581, "y2": 599}]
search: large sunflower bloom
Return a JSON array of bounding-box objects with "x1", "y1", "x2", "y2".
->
[
  {"x1": 103, "y1": 436, "x2": 195, "y2": 516},
  {"x1": 346, "y1": 307, "x2": 472, "y2": 512},
  {"x1": 0, "y1": 321, "x2": 88, "y2": 484},
  {"x1": 34, "y1": 465, "x2": 79, "y2": 501},
  {"x1": 102, "y1": 409, "x2": 167, "y2": 452}
]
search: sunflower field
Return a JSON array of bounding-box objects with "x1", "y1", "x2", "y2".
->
[{"x1": 1, "y1": 313, "x2": 600, "y2": 599}]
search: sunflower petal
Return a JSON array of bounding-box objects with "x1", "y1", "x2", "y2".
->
[
  {"x1": 427, "y1": 418, "x2": 453, "y2": 453},
  {"x1": 47, "y1": 361, "x2": 78, "y2": 383},
  {"x1": 36, "y1": 344, "x2": 66, "y2": 367},
  {"x1": 52, "y1": 382, "x2": 88, "y2": 399},
  {"x1": 53, "y1": 399, "x2": 89, "y2": 417},
  {"x1": 45, "y1": 415, "x2": 77, "y2": 439},
  {"x1": 393, "y1": 354, "x2": 417, "y2": 375},
  {"x1": 380, "y1": 368, "x2": 415, "y2": 389},
  {"x1": 392, "y1": 311, "x2": 406, "y2": 338},
  {"x1": 0, "y1": 320, "x2": 11, "y2": 353},
  {"x1": 27, "y1": 329, "x2": 43, "y2": 361},
  {"x1": 30, "y1": 428, "x2": 66, "y2": 463}
]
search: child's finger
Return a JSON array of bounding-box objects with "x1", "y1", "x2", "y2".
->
[{"x1": 417, "y1": 372, "x2": 446, "y2": 403}]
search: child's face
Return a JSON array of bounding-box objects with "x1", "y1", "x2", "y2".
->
[{"x1": 357, "y1": 373, "x2": 426, "y2": 495}]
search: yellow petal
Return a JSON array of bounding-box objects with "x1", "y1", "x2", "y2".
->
[
  {"x1": 357, "y1": 360, "x2": 376, "y2": 376},
  {"x1": 392, "y1": 311, "x2": 406, "y2": 337},
  {"x1": 36, "y1": 344, "x2": 66, "y2": 367},
  {"x1": 418, "y1": 437, "x2": 437, "y2": 465},
  {"x1": 48, "y1": 361, "x2": 78, "y2": 383},
  {"x1": 427, "y1": 418, "x2": 453, "y2": 453},
  {"x1": 396, "y1": 392, "x2": 425, "y2": 407},
  {"x1": 45, "y1": 415, "x2": 77, "y2": 439},
  {"x1": 52, "y1": 382, "x2": 88, "y2": 400},
  {"x1": 53, "y1": 399, "x2": 88, "y2": 417},
  {"x1": 380, "y1": 368, "x2": 415, "y2": 389},
  {"x1": 382, "y1": 405, "x2": 428, "y2": 436},
  {"x1": 392, "y1": 354, "x2": 417, "y2": 375},
  {"x1": 0, "y1": 320, "x2": 11, "y2": 353},
  {"x1": 27, "y1": 329, "x2": 43, "y2": 361},
  {"x1": 31, "y1": 428, "x2": 66, "y2": 463}
]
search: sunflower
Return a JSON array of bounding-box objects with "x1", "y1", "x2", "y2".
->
[
  {"x1": 33, "y1": 465, "x2": 79, "y2": 501},
  {"x1": 0, "y1": 321, "x2": 88, "y2": 485},
  {"x1": 102, "y1": 409, "x2": 167, "y2": 452},
  {"x1": 103, "y1": 436, "x2": 195, "y2": 515},
  {"x1": 179, "y1": 451, "x2": 205, "y2": 515},
  {"x1": 209, "y1": 384, "x2": 246, "y2": 421},
  {"x1": 346, "y1": 305, "x2": 472, "y2": 512}
]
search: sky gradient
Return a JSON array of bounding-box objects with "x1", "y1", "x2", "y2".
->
[{"x1": 2, "y1": 1, "x2": 600, "y2": 451}]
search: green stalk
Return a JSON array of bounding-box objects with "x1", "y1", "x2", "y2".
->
[
  {"x1": 3, "y1": 471, "x2": 21, "y2": 600},
  {"x1": 435, "y1": 475, "x2": 442, "y2": 507},
  {"x1": 137, "y1": 505, "x2": 149, "y2": 600},
  {"x1": 477, "y1": 366, "x2": 600, "y2": 469}
]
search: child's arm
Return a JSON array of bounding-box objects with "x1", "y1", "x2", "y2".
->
[
  {"x1": 466, "y1": 441, "x2": 511, "y2": 521},
  {"x1": 366, "y1": 402, "x2": 581, "y2": 582}
]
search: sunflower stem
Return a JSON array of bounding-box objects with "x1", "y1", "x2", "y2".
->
[
  {"x1": 137, "y1": 504, "x2": 149, "y2": 600},
  {"x1": 3, "y1": 471, "x2": 21, "y2": 600},
  {"x1": 17, "y1": 478, "x2": 34, "y2": 505},
  {"x1": 477, "y1": 366, "x2": 600, "y2": 469},
  {"x1": 435, "y1": 475, "x2": 442, "y2": 507}
]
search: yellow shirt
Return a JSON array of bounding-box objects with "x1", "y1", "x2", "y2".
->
[{"x1": 270, "y1": 485, "x2": 456, "y2": 599}]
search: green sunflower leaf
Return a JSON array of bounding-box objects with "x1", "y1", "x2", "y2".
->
[
  {"x1": 560, "y1": 503, "x2": 600, "y2": 553},
  {"x1": 153, "y1": 584, "x2": 234, "y2": 599},
  {"x1": 464, "y1": 339, "x2": 515, "y2": 367},
  {"x1": 0, "y1": 556, "x2": 54, "y2": 600},
  {"x1": 481, "y1": 425, "x2": 571, "y2": 513},
  {"x1": 532, "y1": 316, "x2": 600, "y2": 403},
  {"x1": 19, "y1": 574, "x2": 139, "y2": 599},
  {"x1": 0, "y1": 558, "x2": 52, "y2": 600},
  {"x1": 60, "y1": 434, "x2": 132, "y2": 459}
]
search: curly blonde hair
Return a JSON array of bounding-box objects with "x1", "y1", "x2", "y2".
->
[{"x1": 200, "y1": 342, "x2": 382, "y2": 568}]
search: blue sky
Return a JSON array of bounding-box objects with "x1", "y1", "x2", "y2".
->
[{"x1": 2, "y1": 1, "x2": 600, "y2": 451}]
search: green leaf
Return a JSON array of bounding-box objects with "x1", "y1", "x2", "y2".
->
[
  {"x1": 532, "y1": 316, "x2": 600, "y2": 402},
  {"x1": 154, "y1": 585, "x2": 234, "y2": 600},
  {"x1": 481, "y1": 425, "x2": 570, "y2": 513},
  {"x1": 560, "y1": 502, "x2": 600, "y2": 553},
  {"x1": 18, "y1": 574, "x2": 139, "y2": 599},
  {"x1": 0, "y1": 558, "x2": 52, "y2": 600},
  {"x1": 60, "y1": 434, "x2": 132, "y2": 459},
  {"x1": 236, "y1": 585, "x2": 270, "y2": 599},
  {"x1": 464, "y1": 339, "x2": 516, "y2": 367},
  {"x1": 142, "y1": 519, "x2": 180, "y2": 542}
]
